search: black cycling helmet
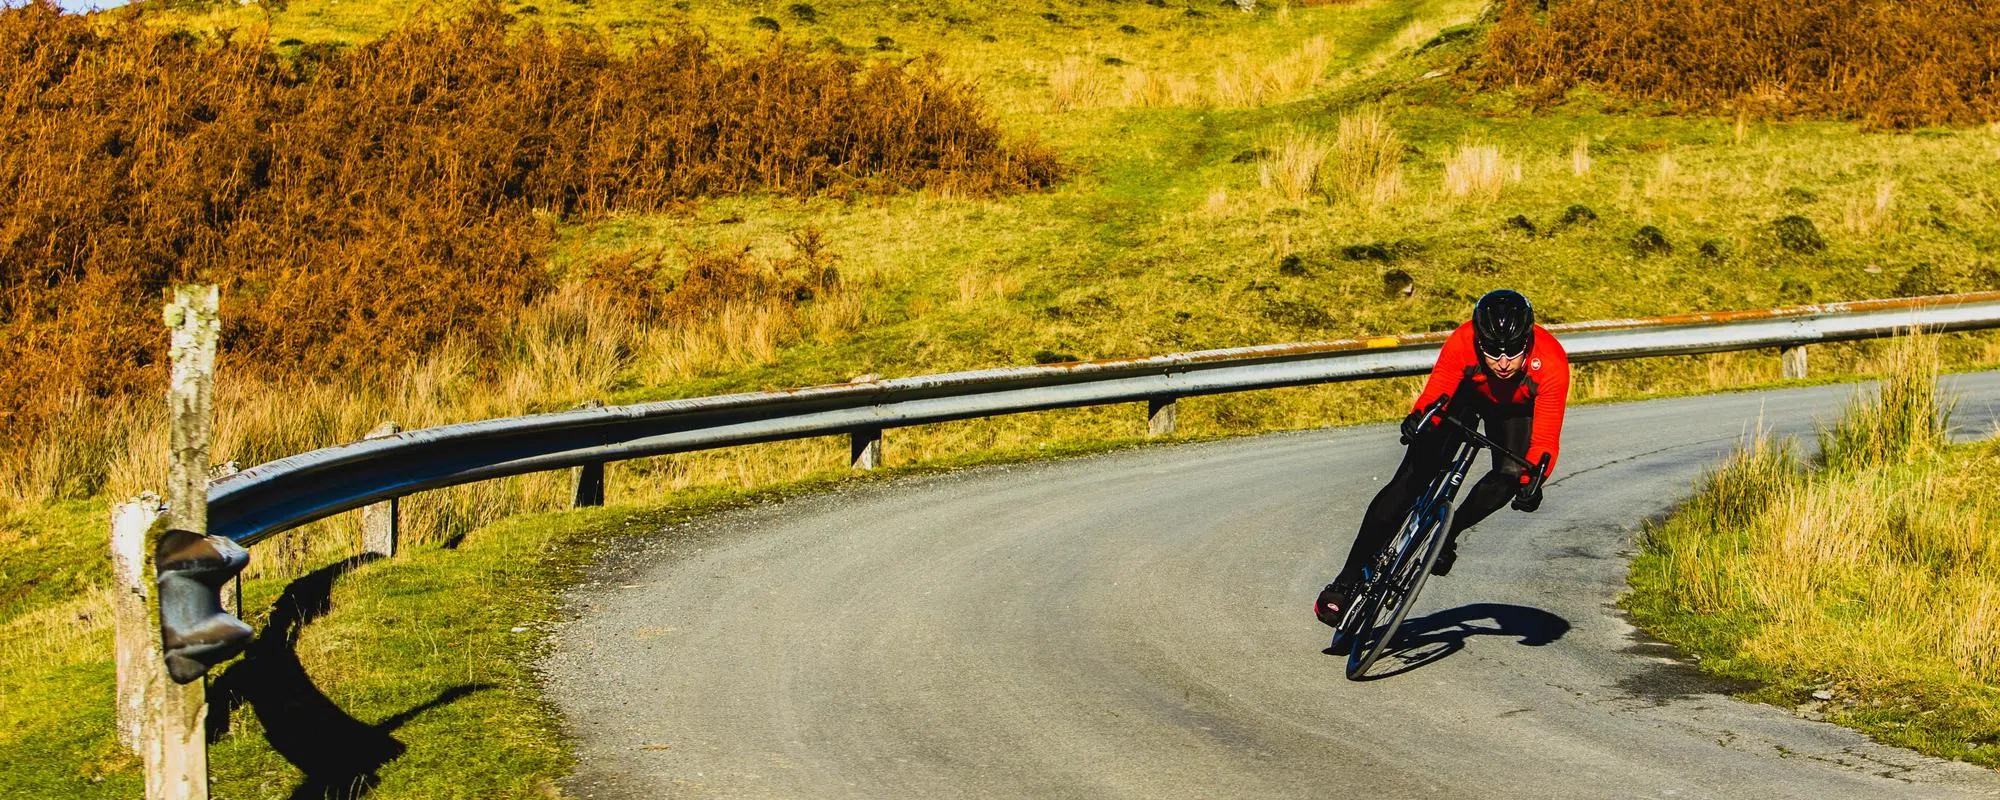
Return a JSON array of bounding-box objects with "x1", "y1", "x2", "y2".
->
[{"x1": 1472, "y1": 289, "x2": 1534, "y2": 358}]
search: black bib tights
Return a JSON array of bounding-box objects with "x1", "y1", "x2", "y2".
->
[{"x1": 1334, "y1": 399, "x2": 1531, "y2": 586}]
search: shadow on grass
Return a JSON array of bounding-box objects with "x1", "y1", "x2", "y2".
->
[
  {"x1": 1337, "y1": 602, "x2": 1571, "y2": 681},
  {"x1": 207, "y1": 554, "x2": 492, "y2": 800}
]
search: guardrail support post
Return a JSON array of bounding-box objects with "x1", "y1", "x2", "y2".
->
[
  {"x1": 851, "y1": 428, "x2": 883, "y2": 470},
  {"x1": 1147, "y1": 397, "x2": 1177, "y2": 437},
  {"x1": 1781, "y1": 345, "x2": 1808, "y2": 380},
  {"x1": 572, "y1": 401, "x2": 607, "y2": 508},
  {"x1": 362, "y1": 422, "x2": 401, "y2": 557},
  {"x1": 112, "y1": 494, "x2": 165, "y2": 755}
]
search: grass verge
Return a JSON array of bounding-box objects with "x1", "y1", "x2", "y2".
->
[{"x1": 1627, "y1": 332, "x2": 2000, "y2": 768}]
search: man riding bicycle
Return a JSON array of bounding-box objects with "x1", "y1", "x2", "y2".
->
[{"x1": 1316, "y1": 289, "x2": 1570, "y2": 626}]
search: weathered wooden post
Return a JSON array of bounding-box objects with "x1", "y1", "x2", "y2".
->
[
  {"x1": 1147, "y1": 396, "x2": 1177, "y2": 438},
  {"x1": 851, "y1": 428, "x2": 883, "y2": 470},
  {"x1": 1781, "y1": 345, "x2": 1808, "y2": 380},
  {"x1": 361, "y1": 421, "x2": 401, "y2": 557},
  {"x1": 572, "y1": 400, "x2": 606, "y2": 508},
  {"x1": 152, "y1": 284, "x2": 223, "y2": 799},
  {"x1": 111, "y1": 494, "x2": 165, "y2": 754}
]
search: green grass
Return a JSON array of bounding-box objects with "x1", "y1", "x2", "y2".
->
[
  {"x1": 11, "y1": 0, "x2": 2000, "y2": 792},
  {"x1": 1627, "y1": 334, "x2": 2000, "y2": 769}
]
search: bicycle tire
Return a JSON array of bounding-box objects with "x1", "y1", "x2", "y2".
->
[{"x1": 1346, "y1": 502, "x2": 1454, "y2": 679}]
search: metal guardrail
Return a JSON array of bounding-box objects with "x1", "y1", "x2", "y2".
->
[{"x1": 206, "y1": 291, "x2": 2000, "y2": 546}]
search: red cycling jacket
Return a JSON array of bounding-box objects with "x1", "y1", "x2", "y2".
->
[{"x1": 1411, "y1": 322, "x2": 1571, "y2": 479}]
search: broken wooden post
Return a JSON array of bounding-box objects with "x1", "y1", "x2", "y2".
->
[
  {"x1": 361, "y1": 421, "x2": 401, "y2": 557},
  {"x1": 1781, "y1": 345, "x2": 1808, "y2": 380},
  {"x1": 851, "y1": 428, "x2": 883, "y2": 470},
  {"x1": 1147, "y1": 397, "x2": 1177, "y2": 438},
  {"x1": 572, "y1": 400, "x2": 606, "y2": 508}
]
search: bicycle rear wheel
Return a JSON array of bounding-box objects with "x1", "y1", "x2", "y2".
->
[{"x1": 1345, "y1": 502, "x2": 1454, "y2": 679}]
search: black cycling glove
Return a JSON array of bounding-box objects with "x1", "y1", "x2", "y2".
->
[
  {"x1": 1398, "y1": 409, "x2": 1426, "y2": 444},
  {"x1": 1512, "y1": 482, "x2": 1542, "y2": 512}
]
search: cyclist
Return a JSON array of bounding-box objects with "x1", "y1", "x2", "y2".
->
[{"x1": 1315, "y1": 289, "x2": 1570, "y2": 627}]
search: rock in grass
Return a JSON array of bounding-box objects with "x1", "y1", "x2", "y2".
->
[
  {"x1": 1278, "y1": 254, "x2": 1308, "y2": 276},
  {"x1": 1382, "y1": 269, "x2": 1415, "y2": 297},
  {"x1": 1630, "y1": 225, "x2": 1672, "y2": 257},
  {"x1": 1896, "y1": 263, "x2": 1947, "y2": 296},
  {"x1": 1460, "y1": 255, "x2": 1501, "y2": 275},
  {"x1": 1781, "y1": 186, "x2": 1819, "y2": 205},
  {"x1": 1230, "y1": 148, "x2": 1268, "y2": 163},
  {"x1": 873, "y1": 36, "x2": 900, "y2": 51},
  {"x1": 1699, "y1": 239, "x2": 1730, "y2": 260},
  {"x1": 787, "y1": 4, "x2": 819, "y2": 23},
  {"x1": 1119, "y1": 24, "x2": 1141, "y2": 35},
  {"x1": 1041, "y1": 12, "x2": 1063, "y2": 23},
  {"x1": 750, "y1": 16, "x2": 781, "y2": 31},
  {"x1": 1772, "y1": 215, "x2": 1827, "y2": 254},
  {"x1": 1343, "y1": 243, "x2": 1392, "y2": 262},
  {"x1": 1557, "y1": 204, "x2": 1597, "y2": 226},
  {"x1": 1505, "y1": 214, "x2": 1537, "y2": 236}
]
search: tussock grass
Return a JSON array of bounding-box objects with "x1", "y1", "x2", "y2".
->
[
  {"x1": 1441, "y1": 142, "x2": 1519, "y2": 201},
  {"x1": 1259, "y1": 128, "x2": 1334, "y2": 204},
  {"x1": 1630, "y1": 331, "x2": 2000, "y2": 767},
  {"x1": 1327, "y1": 107, "x2": 1405, "y2": 208}
]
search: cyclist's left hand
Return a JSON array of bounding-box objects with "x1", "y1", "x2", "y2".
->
[{"x1": 1512, "y1": 482, "x2": 1542, "y2": 512}]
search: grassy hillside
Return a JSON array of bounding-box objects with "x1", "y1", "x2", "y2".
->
[{"x1": 4, "y1": 0, "x2": 1999, "y2": 795}]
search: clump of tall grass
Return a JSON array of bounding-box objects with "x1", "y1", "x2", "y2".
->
[
  {"x1": 1442, "y1": 142, "x2": 1519, "y2": 201},
  {"x1": 1481, "y1": 0, "x2": 2000, "y2": 129},
  {"x1": 1325, "y1": 108, "x2": 1404, "y2": 208},
  {"x1": 1820, "y1": 327, "x2": 1948, "y2": 469},
  {"x1": 1258, "y1": 128, "x2": 1333, "y2": 204},
  {"x1": 1214, "y1": 35, "x2": 1333, "y2": 107},
  {"x1": 1632, "y1": 330, "x2": 2000, "y2": 763}
]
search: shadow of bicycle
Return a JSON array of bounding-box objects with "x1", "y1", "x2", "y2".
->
[{"x1": 1336, "y1": 602, "x2": 1571, "y2": 681}]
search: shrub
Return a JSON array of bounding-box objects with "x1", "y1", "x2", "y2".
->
[
  {"x1": 786, "y1": 4, "x2": 819, "y2": 23},
  {"x1": 1442, "y1": 143, "x2": 1518, "y2": 201},
  {"x1": 1772, "y1": 216, "x2": 1828, "y2": 254},
  {"x1": 0, "y1": 2, "x2": 1060, "y2": 455},
  {"x1": 749, "y1": 16, "x2": 781, "y2": 31},
  {"x1": 1325, "y1": 107, "x2": 1403, "y2": 207},
  {"x1": 1630, "y1": 226, "x2": 1673, "y2": 257},
  {"x1": 1480, "y1": 0, "x2": 2000, "y2": 128}
]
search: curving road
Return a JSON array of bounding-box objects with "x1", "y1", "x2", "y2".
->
[{"x1": 544, "y1": 374, "x2": 2000, "y2": 799}]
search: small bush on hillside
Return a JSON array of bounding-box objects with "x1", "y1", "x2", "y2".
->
[
  {"x1": 1557, "y1": 204, "x2": 1597, "y2": 227},
  {"x1": 786, "y1": 4, "x2": 819, "y2": 23},
  {"x1": 750, "y1": 16, "x2": 781, "y2": 31},
  {"x1": 1630, "y1": 226, "x2": 1673, "y2": 257},
  {"x1": 1481, "y1": 0, "x2": 2000, "y2": 128},
  {"x1": 1772, "y1": 216, "x2": 1828, "y2": 253}
]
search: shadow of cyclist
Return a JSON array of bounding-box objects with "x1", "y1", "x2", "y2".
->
[
  {"x1": 206, "y1": 554, "x2": 492, "y2": 800},
  {"x1": 1334, "y1": 602, "x2": 1570, "y2": 681}
]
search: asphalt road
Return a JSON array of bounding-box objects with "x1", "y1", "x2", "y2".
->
[{"x1": 543, "y1": 373, "x2": 2000, "y2": 799}]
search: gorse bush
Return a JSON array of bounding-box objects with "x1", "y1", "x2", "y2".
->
[
  {"x1": 1481, "y1": 0, "x2": 2000, "y2": 128},
  {"x1": 0, "y1": 0, "x2": 1059, "y2": 467}
]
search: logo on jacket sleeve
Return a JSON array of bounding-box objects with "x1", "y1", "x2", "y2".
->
[{"x1": 1530, "y1": 357, "x2": 1543, "y2": 371}]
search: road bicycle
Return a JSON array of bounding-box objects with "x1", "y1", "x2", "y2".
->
[{"x1": 1331, "y1": 399, "x2": 1546, "y2": 680}]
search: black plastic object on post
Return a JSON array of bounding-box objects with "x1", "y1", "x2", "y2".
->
[{"x1": 156, "y1": 528, "x2": 254, "y2": 684}]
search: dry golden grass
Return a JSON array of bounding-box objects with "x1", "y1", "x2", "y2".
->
[
  {"x1": 1637, "y1": 330, "x2": 2000, "y2": 717},
  {"x1": 1259, "y1": 128, "x2": 1334, "y2": 204},
  {"x1": 1326, "y1": 107, "x2": 1404, "y2": 208},
  {"x1": 1214, "y1": 35, "x2": 1332, "y2": 107},
  {"x1": 1570, "y1": 136, "x2": 1593, "y2": 177},
  {"x1": 1049, "y1": 55, "x2": 1107, "y2": 112},
  {"x1": 1442, "y1": 142, "x2": 1520, "y2": 201},
  {"x1": 1120, "y1": 68, "x2": 1205, "y2": 108},
  {"x1": 1841, "y1": 180, "x2": 1898, "y2": 234}
]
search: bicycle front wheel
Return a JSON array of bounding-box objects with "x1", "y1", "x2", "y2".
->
[{"x1": 1346, "y1": 502, "x2": 1454, "y2": 679}]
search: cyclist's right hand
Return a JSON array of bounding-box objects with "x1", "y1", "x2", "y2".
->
[{"x1": 1399, "y1": 395, "x2": 1450, "y2": 444}]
